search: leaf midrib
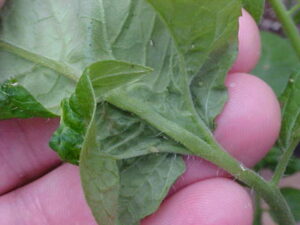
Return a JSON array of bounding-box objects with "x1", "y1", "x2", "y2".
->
[{"x1": 0, "y1": 40, "x2": 80, "y2": 83}]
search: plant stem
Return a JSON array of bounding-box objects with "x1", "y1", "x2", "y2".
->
[
  {"x1": 254, "y1": 194, "x2": 263, "y2": 225},
  {"x1": 272, "y1": 140, "x2": 299, "y2": 185},
  {"x1": 268, "y1": 0, "x2": 300, "y2": 60},
  {"x1": 107, "y1": 93, "x2": 296, "y2": 225}
]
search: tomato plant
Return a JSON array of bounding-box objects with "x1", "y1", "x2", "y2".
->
[{"x1": 0, "y1": 0, "x2": 300, "y2": 224}]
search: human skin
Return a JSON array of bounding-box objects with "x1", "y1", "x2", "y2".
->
[
  {"x1": 230, "y1": 9, "x2": 261, "y2": 73},
  {"x1": 0, "y1": 6, "x2": 278, "y2": 225},
  {"x1": 0, "y1": 0, "x2": 4, "y2": 8}
]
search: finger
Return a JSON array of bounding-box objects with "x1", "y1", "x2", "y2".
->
[
  {"x1": 215, "y1": 73, "x2": 281, "y2": 167},
  {"x1": 230, "y1": 9, "x2": 261, "y2": 73},
  {"x1": 0, "y1": 164, "x2": 97, "y2": 225},
  {"x1": 0, "y1": 165, "x2": 252, "y2": 225},
  {"x1": 0, "y1": 0, "x2": 5, "y2": 8},
  {"x1": 143, "y1": 178, "x2": 253, "y2": 225},
  {"x1": 0, "y1": 118, "x2": 61, "y2": 195},
  {"x1": 172, "y1": 73, "x2": 280, "y2": 193}
]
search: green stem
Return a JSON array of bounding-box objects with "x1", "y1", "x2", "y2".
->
[
  {"x1": 272, "y1": 140, "x2": 299, "y2": 185},
  {"x1": 254, "y1": 194, "x2": 263, "y2": 225},
  {"x1": 107, "y1": 92, "x2": 296, "y2": 225},
  {"x1": 268, "y1": 0, "x2": 300, "y2": 60}
]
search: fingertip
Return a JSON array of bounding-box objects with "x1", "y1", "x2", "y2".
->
[
  {"x1": 0, "y1": 164, "x2": 98, "y2": 225},
  {"x1": 143, "y1": 178, "x2": 253, "y2": 225},
  {"x1": 230, "y1": 9, "x2": 261, "y2": 73},
  {"x1": 214, "y1": 73, "x2": 281, "y2": 167}
]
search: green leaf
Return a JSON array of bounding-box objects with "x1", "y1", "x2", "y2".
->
[
  {"x1": 278, "y1": 72, "x2": 300, "y2": 150},
  {"x1": 75, "y1": 74, "x2": 120, "y2": 225},
  {"x1": 281, "y1": 188, "x2": 300, "y2": 222},
  {"x1": 242, "y1": 0, "x2": 265, "y2": 23},
  {"x1": 44, "y1": 1, "x2": 240, "y2": 224},
  {"x1": 81, "y1": 155, "x2": 119, "y2": 225},
  {"x1": 119, "y1": 154, "x2": 184, "y2": 225},
  {"x1": 80, "y1": 133, "x2": 120, "y2": 225},
  {"x1": 253, "y1": 32, "x2": 300, "y2": 96},
  {"x1": 72, "y1": 70, "x2": 120, "y2": 225}
]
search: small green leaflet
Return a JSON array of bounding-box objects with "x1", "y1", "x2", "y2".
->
[{"x1": 278, "y1": 72, "x2": 300, "y2": 149}]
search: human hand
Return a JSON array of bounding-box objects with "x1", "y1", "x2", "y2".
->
[{"x1": 0, "y1": 6, "x2": 280, "y2": 225}]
